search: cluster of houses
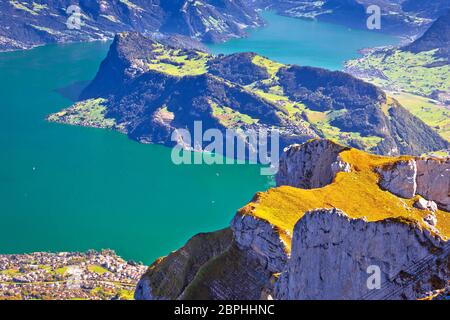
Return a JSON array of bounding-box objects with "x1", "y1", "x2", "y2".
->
[{"x1": 0, "y1": 250, "x2": 147, "y2": 300}]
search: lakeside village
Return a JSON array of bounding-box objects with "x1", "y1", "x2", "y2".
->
[{"x1": 0, "y1": 250, "x2": 147, "y2": 300}]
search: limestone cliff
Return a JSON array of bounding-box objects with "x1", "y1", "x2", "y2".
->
[
  {"x1": 276, "y1": 139, "x2": 349, "y2": 189},
  {"x1": 135, "y1": 139, "x2": 450, "y2": 300},
  {"x1": 135, "y1": 229, "x2": 233, "y2": 300},
  {"x1": 0, "y1": 0, "x2": 263, "y2": 52}
]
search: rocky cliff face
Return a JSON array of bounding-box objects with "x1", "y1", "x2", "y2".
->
[
  {"x1": 135, "y1": 223, "x2": 284, "y2": 300},
  {"x1": 378, "y1": 158, "x2": 450, "y2": 211},
  {"x1": 135, "y1": 229, "x2": 233, "y2": 300},
  {"x1": 276, "y1": 140, "x2": 349, "y2": 188},
  {"x1": 135, "y1": 139, "x2": 450, "y2": 300},
  {"x1": 178, "y1": 213, "x2": 290, "y2": 299}
]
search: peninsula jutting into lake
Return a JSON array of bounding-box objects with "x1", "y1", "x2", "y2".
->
[{"x1": 0, "y1": 0, "x2": 449, "y2": 302}]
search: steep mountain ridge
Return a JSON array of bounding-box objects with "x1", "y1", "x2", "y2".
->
[
  {"x1": 2, "y1": 0, "x2": 449, "y2": 52},
  {"x1": 135, "y1": 139, "x2": 450, "y2": 300},
  {"x1": 402, "y1": 0, "x2": 450, "y2": 20},
  {"x1": 48, "y1": 32, "x2": 449, "y2": 156},
  {"x1": 0, "y1": 0, "x2": 263, "y2": 51},
  {"x1": 403, "y1": 10, "x2": 450, "y2": 61}
]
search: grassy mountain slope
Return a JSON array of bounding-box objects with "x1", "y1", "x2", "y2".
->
[
  {"x1": 251, "y1": 0, "x2": 440, "y2": 36},
  {"x1": 48, "y1": 32, "x2": 449, "y2": 156},
  {"x1": 0, "y1": 0, "x2": 263, "y2": 51}
]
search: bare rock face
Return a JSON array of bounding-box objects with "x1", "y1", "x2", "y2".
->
[
  {"x1": 179, "y1": 215, "x2": 289, "y2": 300},
  {"x1": 378, "y1": 157, "x2": 449, "y2": 211},
  {"x1": 416, "y1": 158, "x2": 450, "y2": 211},
  {"x1": 275, "y1": 209, "x2": 448, "y2": 300},
  {"x1": 377, "y1": 160, "x2": 417, "y2": 198},
  {"x1": 134, "y1": 277, "x2": 155, "y2": 300},
  {"x1": 276, "y1": 139, "x2": 348, "y2": 188}
]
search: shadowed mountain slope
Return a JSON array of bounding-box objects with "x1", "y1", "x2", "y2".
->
[{"x1": 49, "y1": 32, "x2": 449, "y2": 156}]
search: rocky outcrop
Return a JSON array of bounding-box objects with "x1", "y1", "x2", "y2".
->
[
  {"x1": 136, "y1": 214, "x2": 289, "y2": 300},
  {"x1": 231, "y1": 214, "x2": 288, "y2": 273},
  {"x1": 423, "y1": 212, "x2": 438, "y2": 229},
  {"x1": 378, "y1": 157, "x2": 450, "y2": 211},
  {"x1": 276, "y1": 140, "x2": 349, "y2": 188},
  {"x1": 134, "y1": 228, "x2": 233, "y2": 300},
  {"x1": 179, "y1": 242, "x2": 278, "y2": 300},
  {"x1": 275, "y1": 208, "x2": 449, "y2": 300}
]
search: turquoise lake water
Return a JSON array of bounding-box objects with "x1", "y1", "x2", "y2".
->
[
  {"x1": 209, "y1": 11, "x2": 399, "y2": 70},
  {"x1": 0, "y1": 42, "x2": 270, "y2": 263},
  {"x1": 0, "y1": 13, "x2": 399, "y2": 264}
]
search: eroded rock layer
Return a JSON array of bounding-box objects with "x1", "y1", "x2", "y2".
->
[{"x1": 275, "y1": 209, "x2": 448, "y2": 300}]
